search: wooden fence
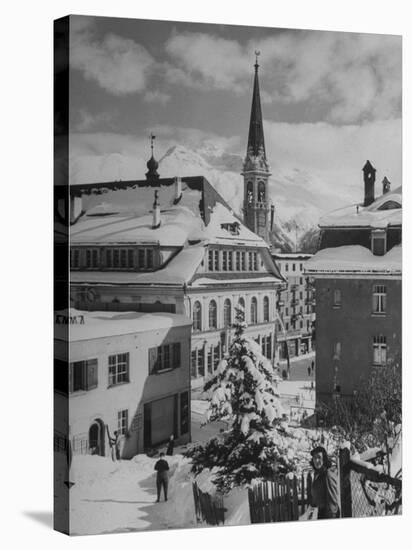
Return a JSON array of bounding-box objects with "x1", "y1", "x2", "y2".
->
[
  {"x1": 192, "y1": 482, "x2": 225, "y2": 526},
  {"x1": 248, "y1": 473, "x2": 313, "y2": 523}
]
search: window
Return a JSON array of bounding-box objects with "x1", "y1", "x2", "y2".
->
[
  {"x1": 292, "y1": 263, "x2": 296, "y2": 271},
  {"x1": 250, "y1": 297, "x2": 258, "y2": 324},
  {"x1": 333, "y1": 342, "x2": 341, "y2": 361},
  {"x1": 191, "y1": 350, "x2": 197, "y2": 378},
  {"x1": 333, "y1": 289, "x2": 342, "y2": 307},
  {"x1": 106, "y1": 247, "x2": 135, "y2": 269},
  {"x1": 236, "y1": 251, "x2": 241, "y2": 271},
  {"x1": 285, "y1": 322, "x2": 289, "y2": 330},
  {"x1": 228, "y1": 251, "x2": 233, "y2": 271},
  {"x1": 373, "y1": 285, "x2": 387, "y2": 314},
  {"x1": 285, "y1": 263, "x2": 289, "y2": 272},
  {"x1": 214, "y1": 250, "x2": 219, "y2": 271},
  {"x1": 70, "y1": 248, "x2": 80, "y2": 268},
  {"x1": 213, "y1": 344, "x2": 221, "y2": 370},
  {"x1": 223, "y1": 299, "x2": 232, "y2": 327},
  {"x1": 149, "y1": 343, "x2": 181, "y2": 374},
  {"x1": 209, "y1": 300, "x2": 217, "y2": 329},
  {"x1": 222, "y1": 250, "x2": 228, "y2": 271},
  {"x1": 373, "y1": 335, "x2": 387, "y2": 365},
  {"x1": 241, "y1": 252, "x2": 246, "y2": 271},
  {"x1": 253, "y1": 252, "x2": 258, "y2": 271},
  {"x1": 238, "y1": 297, "x2": 245, "y2": 314},
  {"x1": 300, "y1": 277, "x2": 303, "y2": 285},
  {"x1": 285, "y1": 307, "x2": 289, "y2": 316},
  {"x1": 117, "y1": 409, "x2": 128, "y2": 435},
  {"x1": 208, "y1": 249, "x2": 213, "y2": 271},
  {"x1": 108, "y1": 353, "x2": 129, "y2": 386},
  {"x1": 263, "y1": 296, "x2": 269, "y2": 322},
  {"x1": 248, "y1": 252, "x2": 253, "y2": 271},
  {"x1": 146, "y1": 249, "x2": 153, "y2": 268},
  {"x1": 193, "y1": 301, "x2": 202, "y2": 331},
  {"x1": 69, "y1": 359, "x2": 98, "y2": 392},
  {"x1": 197, "y1": 348, "x2": 205, "y2": 377},
  {"x1": 207, "y1": 347, "x2": 213, "y2": 374},
  {"x1": 138, "y1": 249, "x2": 145, "y2": 268},
  {"x1": 86, "y1": 249, "x2": 99, "y2": 268},
  {"x1": 300, "y1": 264, "x2": 303, "y2": 271},
  {"x1": 262, "y1": 334, "x2": 271, "y2": 358}
]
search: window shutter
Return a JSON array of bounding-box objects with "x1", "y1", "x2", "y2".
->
[
  {"x1": 148, "y1": 347, "x2": 158, "y2": 374},
  {"x1": 87, "y1": 359, "x2": 98, "y2": 390},
  {"x1": 173, "y1": 343, "x2": 181, "y2": 368}
]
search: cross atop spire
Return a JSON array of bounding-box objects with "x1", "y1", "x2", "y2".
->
[{"x1": 247, "y1": 53, "x2": 266, "y2": 158}]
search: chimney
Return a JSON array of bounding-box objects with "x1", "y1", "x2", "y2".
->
[
  {"x1": 152, "y1": 190, "x2": 161, "y2": 229},
  {"x1": 382, "y1": 176, "x2": 391, "y2": 195},
  {"x1": 70, "y1": 194, "x2": 83, "y2": 224},
  {"x1": 173, "y1": 176, "x2": 182, "y2": 204},
  {"x1": 362, "y1": 160, "x2": 376, "y2": 207},
  {"x1": 270, "y1": 204, "x2": 275, "y2": 231}
]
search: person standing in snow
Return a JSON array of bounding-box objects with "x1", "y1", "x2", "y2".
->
[
  {"x1": 310, "y1": 446, "x2": 340, "y2": 519},
  {"x1": 166, "y1": 434, "x2": 174, "y2": 456},
  {"x1": 109, "y1": 430, "x2": 121, "y2": 461},
  {"x1": 154, "y1": 452, "x2": 169, "y2": 502}
]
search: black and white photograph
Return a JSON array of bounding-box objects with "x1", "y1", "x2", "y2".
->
[{"x1": 53, "y1": 12, "x2": 402, "y2": 537}]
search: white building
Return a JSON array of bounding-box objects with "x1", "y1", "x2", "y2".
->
[
  {"x1": 54, "y1": 310, "x2": 192, "y2": 457},
  {"x1": 271, "y1": 253, "x2": 316, "y2": 359}
]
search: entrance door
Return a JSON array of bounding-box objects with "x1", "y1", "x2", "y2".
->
[
  {"x1": 151, "y1": 396, "x2": 174, "y2": 446},
  {"x1": 88, "y1": 419, "x2": 105, "y2": 456}
]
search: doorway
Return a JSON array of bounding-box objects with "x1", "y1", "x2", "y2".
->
[{"x1": 88, "y1": 419, "x2": 105, "y2": 456}]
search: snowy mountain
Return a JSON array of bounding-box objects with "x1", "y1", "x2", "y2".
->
[{"x1": 158, "y1": 144, "x2": 340, "y2": 252}]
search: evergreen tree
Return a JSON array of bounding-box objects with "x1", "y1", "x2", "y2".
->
[{"x1": 186, "y1": 307, "x2": 294, "y2": 492}]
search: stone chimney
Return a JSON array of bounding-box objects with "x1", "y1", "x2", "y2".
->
[
  {"x1": 362, "y1": 160, "x2": 376, "y2": 207},
  {"x1": 382, "y1": 176, "x2": 391, "y2": 195},
  {"x1": 173, "y1": 176, "x2": 182, "y2": 204},
  {"x1": 152, "y1": 190, "x2": 161, "y2": 229},
  {"x1": 270, "y1": 204, "x2": 275, "y2": 231}
]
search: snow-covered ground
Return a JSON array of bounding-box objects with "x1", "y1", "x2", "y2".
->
[{"x1": 69, "y1": 454, "x2": 197, "y2": 535}]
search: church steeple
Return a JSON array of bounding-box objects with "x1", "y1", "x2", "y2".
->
[
  {"x1": 247, "y1": 52, "x2": 266, "y2": 158},
  {"x1": 242, "y1": 52, "x2": 271, "y2": 244}
]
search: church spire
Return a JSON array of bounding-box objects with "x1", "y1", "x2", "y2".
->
[{"x1": 247, "y1": 51, "x2": 266, "y2": 158}]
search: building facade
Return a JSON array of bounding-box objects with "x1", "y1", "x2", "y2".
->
[
  {"x1": 306, "y1": 163, "x2": 402, "y2": 405},
  {"x1": 272, "y1": 253, "x2": 316, "y2": 359},
  {"x1": 54, "y1": 310, "x2": 192, "y2": 457}
]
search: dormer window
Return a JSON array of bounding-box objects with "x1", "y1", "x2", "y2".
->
[
  {"x1": 221, "y1": 222, "x2": 240, "y2": 236},
  {"x1": 371, "y1": 229, "x2": 387, "y2": 256}
]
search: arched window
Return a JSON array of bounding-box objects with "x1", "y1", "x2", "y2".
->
[
  {"x1": 247, "y1": 182, "x2": 253, "y2": 204},
  {"x1": 223, "y1": 299, "x2": 232, "y2": 328},
  {"x1": 208, "y1": 300, "x2": 217, "y2": 329},
  {"x1": 193, "y1": 301, "x2": 202, "y2": 331},
  {"x1": 250, "y1": 297, "x2": 258, "y2": 324},
  {"x1": 258, "y1": 181, "x2": 265, "y2": 202},
  {"x1": 263, "y1": 296, "x2": 269, "y2": 322}
]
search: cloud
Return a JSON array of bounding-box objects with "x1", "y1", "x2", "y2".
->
[
  {"x1": 143, "y1": 90, "x2": 171, "y2": 105},
  {"x1": 70, "y1": 109, "x2": 114, "y2": 132},
  {"x1": 163, "y1": 30, "x2": 401, "y2": 123},
  {"x1": 70, "y1": 16, "x2": 155, "y2": 95}
]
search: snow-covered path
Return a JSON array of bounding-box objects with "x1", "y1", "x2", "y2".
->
[{"x1": 69, "y1": 454, "x2": 196, "y2": 535}]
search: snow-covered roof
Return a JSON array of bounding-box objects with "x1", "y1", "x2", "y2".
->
[
  {"x1": 192, "y1": 276, "x2": 278, "y2": 287},
  {"x1": 70, "y1": 244, "x2": 205, "y2": 286},
  {"x1": 319, "y1": 186, "x2": 402, "y2": 229},
  {"x1": 306, "y1": 245, "x2": 402, "y2": 275},
  {"x1": 272, "y1": 253, "x2": 313, "y2": 260},
  {"x1": 70, "y1": 178, "x2": 268, "y2": 248},
  {"x1": 55, "y1": 309, "x2": 192, "y2": 342}
]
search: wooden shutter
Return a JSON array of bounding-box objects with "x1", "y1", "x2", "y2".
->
[
  {"x1": 148, "y1": 347, "x2": 158, "y2": 374},
  {"x1": 86, "y1": 359, "x2": 98, "y2": 390}
]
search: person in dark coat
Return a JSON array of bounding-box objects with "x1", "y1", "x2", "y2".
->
[
  {"x1": 166, "y1": 434, "x2": 174, "y2": 456},
  {"x1": 310, "y1": 446, "x2": 340, "y2": 519},
  {"x1": 154, "y1": 452, "x2": 169, "y2": 502}
]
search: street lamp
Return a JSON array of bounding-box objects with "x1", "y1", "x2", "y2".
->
[{"x1": 275, "y1": 310, "x2": 290, "y2": 378}]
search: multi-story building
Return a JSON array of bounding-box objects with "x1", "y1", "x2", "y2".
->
[
  {"x1": 306, "y1": 162, "x2": 401, "y2": 405},
  {"x1": 54, "y1": 310, "x2": 192, "y2": 457},
  {"x1": 64, "y1": 58, "x2": 284, "y2": 389},
  {"x1": 271, "y1": 253, "x2": 316, "y2": 360}
]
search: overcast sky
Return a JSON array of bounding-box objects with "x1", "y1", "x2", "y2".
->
[{"x1": 68, "y1": 15, "x2": 402, "y2": 210}]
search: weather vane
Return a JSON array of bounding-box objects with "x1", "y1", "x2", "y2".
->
[{"x1": 254, "y1": 50, "x2": 261, "y2": 66}]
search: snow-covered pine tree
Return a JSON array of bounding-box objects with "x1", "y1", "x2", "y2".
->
[{"x1": 187, "y1": 307, "x2": 294, "y2": 492}]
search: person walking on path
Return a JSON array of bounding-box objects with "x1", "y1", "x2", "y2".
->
[
  {"x1": 311, "y1": 360, "x2": 315, "y2": 375},
  {"x1": 310, "y1": 446, "x2": 340, "y2": 519},
  {"x1": 166, "y1": 434, "x2": 174, "y2": 456},
  {"x1": 110, "y1": 430, "x2": 121, "y2": 461},
  {"x1": 154, "y1": 452, "x2": 169, "y2": 502}
]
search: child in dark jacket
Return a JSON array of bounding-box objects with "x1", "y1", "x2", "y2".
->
[{"x1": 154, "y1": 452, "x2": 170, "y2": 502}]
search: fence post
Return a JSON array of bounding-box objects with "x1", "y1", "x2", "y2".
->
[{"x1": 339, "y1": 448, "x2": 352, "y2": 518}]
